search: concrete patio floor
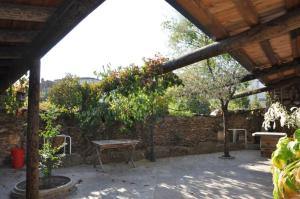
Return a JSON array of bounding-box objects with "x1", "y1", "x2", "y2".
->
[{"x1": 0, "y1": 150, "x2": 272, "y2": 199}]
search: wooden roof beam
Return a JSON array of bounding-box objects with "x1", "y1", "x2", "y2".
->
[
  {"x1": 0, "y1": 59, "x2": 22, "y2": 67},
  {"x1": 241, "y1": 59, "x2": 300, "y2": 82},
  {"x1": 0, "y1": 63, "x2": 28, "y2": 92},
  {"x1": 0, "y1": 46, "x2": 25, "y2": 59},
  {"x1": 0, "y1": 30, "x2": 37, "y2": 43},
  {"x1": 230, "y1": 49, "x2": 257, "y2": 71},
  {"x1": 291, "y1": 28, "x2": 300, "y2": 58},
  {"x1": 260, "y1": 40, "x2": 280, "y2": 65},
  {"x1": 232, "y1": 0, "x2": 258, "y2": 26},
  {"x1": 161, "y1": 7, "x2": 300, "y2": 73},
  {"x1": 0, "y1": 3, "x2": 54, "y2": 22},
  {"x1": 285, "y1": 0, "x2": 300, "y2": 10},
  {"x1": 233, "y1": 76, "x2": 300, "y2": 99},
  {"x1": 27, "y1": 0, "x2": 106, "y2": 59},
  {"x1": 0, "y1": 0, "x2": 106, "y2": 93}
]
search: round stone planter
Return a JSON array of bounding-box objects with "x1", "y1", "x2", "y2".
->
[{"x1": 11, "y1": 176, "x2": 75, "y2": 199}]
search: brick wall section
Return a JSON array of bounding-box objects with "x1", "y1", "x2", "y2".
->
[{"x1": 0, "y1": 110, "x2": 264, "y2": 166}]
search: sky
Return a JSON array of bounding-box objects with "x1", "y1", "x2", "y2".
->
[{"x1": 40, "y1": 0, "x2": 179, "y2": 80}]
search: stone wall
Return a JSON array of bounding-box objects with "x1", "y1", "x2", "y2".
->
[
  {"x1": 0, "y1": 113, "x2": 26, "y2": 165},
  {"x1": 0, "y1": 110, "x2": 264, "y2": 166},
  {"x1": 272, "y1": 82, "x2": 300, "y2": 109},
  {"x1": 150, "y1": 110, "x2": 264, "y2": 158}
]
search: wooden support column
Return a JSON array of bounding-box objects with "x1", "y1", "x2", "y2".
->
[{"x1": 26, "y1": 59, "x2": 40, "y2": 199}]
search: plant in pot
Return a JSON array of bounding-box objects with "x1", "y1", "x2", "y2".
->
[
  {"x1": 11, "y1": 107, "x2": 75, "y2": 199},
  {"x1": 263, "y1": 102, "x2": 300, "y2": 199},
  {"x1": 39, "y1": 107, "x2": 64, "y2": 179}
]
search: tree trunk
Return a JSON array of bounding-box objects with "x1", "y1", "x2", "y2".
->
[
  {"x1": 222, "y1": 102, "x2": 230, "y2": 157},
  {"x1": 148, "y1": 117, "x2": 156, "y2": 162},
  {"x1": 147, "y1": 117, "x2": 156, "y2": 162}
]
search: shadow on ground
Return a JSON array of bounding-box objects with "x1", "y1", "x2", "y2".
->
[{"x1": 0, "y1": 150, "x2": 272, "y2": 199}]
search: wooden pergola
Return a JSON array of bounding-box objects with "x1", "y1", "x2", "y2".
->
[
  {"x1": 0, "y1": 1, "x2": 105, "y2": 198},
  {"x1": 0, "y1": 0, "x2": 300, "y2": 198},
  {"x1": 162, "y1": 0, "x2": 300, "y2": 96}
]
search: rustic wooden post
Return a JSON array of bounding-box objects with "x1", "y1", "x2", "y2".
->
[{"x1": 26, "y1": 59, "x2": 40, "y2": 199}]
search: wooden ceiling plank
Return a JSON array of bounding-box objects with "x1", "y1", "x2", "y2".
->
[
  {"x1": 191, "y1": 0, "x2": 228, "y2": 39},
  {"x1": 165, "y1": 0, "x2": 214, "y2": 39},
  {"x1": 231, "y1": 0, "x2": 258, "y2": 26},
  {"x1": 0, "y1": 3, "x2": 54, "y2": 22},
  {"x1": 161, "y1": 7, "x2": 300, "y2": 73},
  {"x1": 0, "y1": 30, "x2": 37, "y2": 43},
  {"x1": 260, "y1": 40, "x2": 280, "y2": 65}
]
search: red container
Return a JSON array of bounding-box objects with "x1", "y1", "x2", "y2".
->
[{"x1": 11, "y1": 147, "x2": 25, "y2": 169}]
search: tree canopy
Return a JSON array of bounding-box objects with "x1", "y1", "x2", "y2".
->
[
  {"x1": 48, "y1": 74, "x2": 82, "y2": 113},
  {"x1": 162, "y1": 16, "x2": 249, "y2": 157},
  {"x1": 162, "y1": 17, "x2": 249, "y2": 112}
]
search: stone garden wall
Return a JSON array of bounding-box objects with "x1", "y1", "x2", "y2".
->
[
  {"x1": 0, "y1": 110, "x2": 264, "y2": 166},
  {"x1": 151, "y1": 110, "x2": 264, "y2": 158},
  {"x1": 0, "y1": 113, "x2": 26, "y2": 165}
]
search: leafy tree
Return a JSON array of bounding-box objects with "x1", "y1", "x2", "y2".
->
[
  {"x1": 250, "y1": 94, "x2": 262, "y2": 110},
  {"x1": 166, "y1": 85, "x2": 210, "y2": 116},
  {"x1": 3, "y1": 76, "x2": 28, "y2": 115},
  {"x1": 97, "y1": 55, "x2": 182, "y2": 161},
  {"x1": 48, "y1": 74, "x2": 82, "y2": 113},
  {"x1": 162, "y1": 17, "x2": 208, "y2": 55},
  {"x1": 163, "y1": 17, "x2": 248, "y2": 157},
  {"x1": 180, "y1": 56, "x2": 247, "y2": 158},
  {"x1": 77, "y1": 82, "x2": 115, "y2": 139}
]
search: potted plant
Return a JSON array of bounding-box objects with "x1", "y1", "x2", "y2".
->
[
  {"x1": 11, "y1": 107, "x2": 75, "y2": 199},
  {"x1": 39, "y1": 107, "x2": 64, "y2": 178},
  {"x1": 263, "y1": 102, "x2": 300, "y2": 199}
]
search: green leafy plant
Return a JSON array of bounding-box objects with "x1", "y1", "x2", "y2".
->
[
  {"x1": 77, "y1": 82, "x2": 115, "y2": 138},
  {"x1": 39, "y1": 107, "x2": 64, "y2": 178},
  {"x1": 97, "y1": 55, "x2": 182, "y2": 161},
  {"x1": 163, "y1": 17, "x2": 249, "y2": 157},
  {"x1": 263, "y1": 102, "x2": 300, "y2": 198},
  {"x1": 48, "y1": 74, "x2": 82, "y2": 114},
  {"x1": 3, "y1": 76, "x2": 28, "y2": 115}
]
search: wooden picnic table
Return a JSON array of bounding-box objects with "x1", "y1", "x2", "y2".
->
[{"x1": 92, "y1": 139, "x2": 140, "y2": 170}]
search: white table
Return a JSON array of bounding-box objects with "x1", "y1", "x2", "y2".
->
[
  {"x1": 252, "y1": 132, "x2": 286, "y2": 157},
  {"x1": 228, "y1": 129, "x2": 248, "y2": 149},
  {"x1": 92, "y1": 139, "x2": 140, "y2": 170}
]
